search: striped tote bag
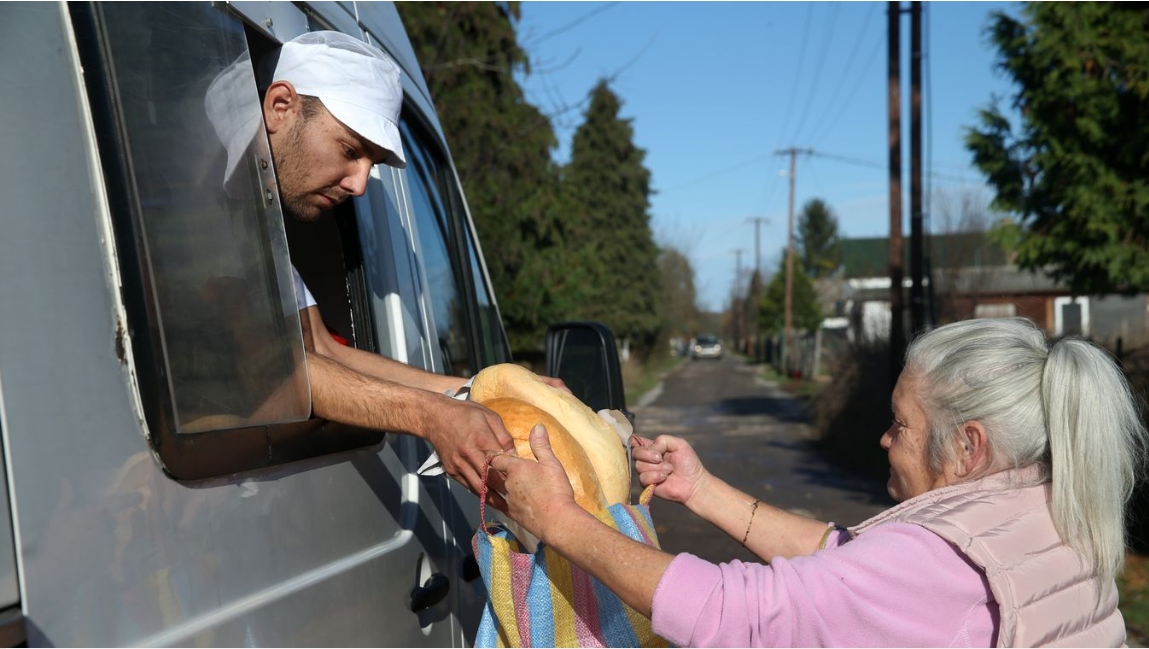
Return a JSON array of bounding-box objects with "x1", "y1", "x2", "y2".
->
[{"x1": 473, "y1": 487, "x2": 668, "y2": 648}]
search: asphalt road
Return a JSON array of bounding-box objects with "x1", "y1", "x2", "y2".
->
[{"x1": 629, "y1": 355, "x2": 894, "y2": 565}]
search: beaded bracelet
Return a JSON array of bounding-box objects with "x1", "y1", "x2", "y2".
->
[{"x1": 741, "y1": 498, "x2": 761, "y2": 546}]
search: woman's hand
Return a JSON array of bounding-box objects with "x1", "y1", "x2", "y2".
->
[
  {"x1": 633, "y1": 434, "x2": 709, "y2": 507},
  {"x1": 489, "y1": 425, "x2": 589, "y2": 544}
]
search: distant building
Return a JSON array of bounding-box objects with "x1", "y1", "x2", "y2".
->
[{"x1": 828, "y1": 233, "x2": 1149, "y2": 350}]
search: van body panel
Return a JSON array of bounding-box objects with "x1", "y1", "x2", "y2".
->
[
  {"x1": 229, "y1": 1, "x2": 312, "y2": 43},
  {"x1": 0, "y1": 1, "x2": 514, "y2": 645},
  {"x1": 0, "y1": 0, "x2": 556, "y2": 644}
]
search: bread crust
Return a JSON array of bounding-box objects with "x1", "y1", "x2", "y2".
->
[
  {"x1": 472, "y1": 363, "x2": 630, "y2": 505},
  {"x1": 481, "y1": 397, "x2": 608, "y2": 516}
]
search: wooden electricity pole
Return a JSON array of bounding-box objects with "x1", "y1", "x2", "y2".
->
[
  {"x1": 776, "y1": 147, "x2": 812, "y2": 375},
  {"x1": 888, "y1": 1, "x2": 906, "y2": 380},
  {"x1": 732, "y1": 248, "x2": 746, "y2": 350},
  {"x1": 746, "y1": 216, "x2": 770, "y2": 361},
  {"x1": 909, "y1": 1, "x2": 924, "y2": 335}
]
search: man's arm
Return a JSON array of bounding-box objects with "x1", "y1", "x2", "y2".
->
[
  {"x1": 301, "y1": 306, "x2": 464, "y2": 394},
  {"x1": 301, "y1": 305, "x2": 569, "y2": 397},
  {"x1": 297, "y1": 306, "x2": 514, "y2": 493}
]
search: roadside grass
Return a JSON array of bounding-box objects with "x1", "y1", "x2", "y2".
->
[
  {"x1": 623, "y1": 353, "x2": 683, "y2": 406},
  {"x1": 759, "y1": 363, "x2": 827, "y2": 403}
]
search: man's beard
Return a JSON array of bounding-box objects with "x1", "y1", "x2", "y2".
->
[{"x1": 274, "y1": 119, "x2": 346, "y2": 222}]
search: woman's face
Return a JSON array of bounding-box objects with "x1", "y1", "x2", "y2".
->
[{"x1": 881, "y1": 373, "x2": 949, "y2": 501}]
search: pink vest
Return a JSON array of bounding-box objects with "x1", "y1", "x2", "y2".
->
[{"x1": 849, "y1": 467, "x2": 1125, "y2": 647}]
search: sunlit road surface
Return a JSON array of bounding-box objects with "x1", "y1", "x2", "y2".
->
[{"x1": 629, "y1": 355, "x2": 893, "y2": 565}]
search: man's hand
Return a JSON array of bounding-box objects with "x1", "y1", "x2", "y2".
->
[{"x1": 423, "y1": 397, "x2": 515, "y2": 495}]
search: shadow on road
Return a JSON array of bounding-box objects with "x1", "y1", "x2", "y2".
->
[{"x1": 718, "y1": 396, "x2": 810, "y2": 423}]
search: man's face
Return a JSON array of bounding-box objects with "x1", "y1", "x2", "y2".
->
[{"x1": 269, "y1": 97, "x2": 389, "y2": 222}]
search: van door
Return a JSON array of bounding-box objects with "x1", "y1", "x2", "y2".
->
[
  {"x1": 0, "y1": 443, "x2": 20, "y2": 645},
  {"x1": 0, "y1": 3, "x2": 461, "y2": 644}
]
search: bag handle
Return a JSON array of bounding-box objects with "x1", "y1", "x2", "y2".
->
[{"x1": 478, "y1": 453, "x2": 500, "y2": 536}]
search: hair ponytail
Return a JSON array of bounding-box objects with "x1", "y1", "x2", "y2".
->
[
  {"x1": 1042, "y1": 338, "x2": 1145, "y2": 582},
  {"x1": 907, "y1": 318, "x2": 1147, "y2": 583}
]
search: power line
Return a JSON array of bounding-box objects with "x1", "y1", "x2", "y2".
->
[
  {"x1": 659, "y1": 152, "x2": 774, "y2": 194},
  {"x1": 754, "y1": 170, "x2": 783, "y2": 215},
  {"x1": 811, "y1": 150, "x2": 975, "y2": 184},
  {"x1": 808, "y1": 156, "x2": 828, "y2": 198},
  {"x1": 806, "y1": 2, "x2": 880, "y2": 149},
  {"x1": 537, "y1": 35, "x2": 657, "y2": 123},
  {"x1": 773, "y1": 4, "x2": 814, "y2": 152},
  {"x1": 807, "y1": 30, "x2": 885, "y2": 148},
  {"x1": 790, "y1": 2, "x2": 841, "y2": 145},
  {"x1": 523, "y1": 2, "x2": 621, "y2": 46}
]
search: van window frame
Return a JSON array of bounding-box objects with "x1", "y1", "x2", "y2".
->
[
  {"x1": 70, "y1": 3, "x2": 391, "y2": 481},
  {"x1": 399, "y1": 108, "x2": 512, "y2": 373}
]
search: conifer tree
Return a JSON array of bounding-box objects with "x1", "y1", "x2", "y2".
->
[
  {"x1": 966, "y1": 2, "x2": 1149, "y2": 293},
  {"x1": 759, "y1": 257, "x2": 822, "y2": 334},
  {"x1": 564, "y1": 81, "x2": 664, "y2": 357},
  {"x1": 797, "y1": 198, "x2": 842, "y2": 279},
  {"x1": 398, "y1": 2, "x2": 577, "y2": 353}
]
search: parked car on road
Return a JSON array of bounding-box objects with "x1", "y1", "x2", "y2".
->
[{"x1": 692, "y1": 334, "x2": 724, "y2": 360}]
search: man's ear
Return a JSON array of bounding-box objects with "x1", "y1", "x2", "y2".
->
[
  {"x1": 956, "y1": 420, "x2": 989, "y2": 478},
  {"x1": 263, "y1": 80, "x2": 299, "y2": 135}
]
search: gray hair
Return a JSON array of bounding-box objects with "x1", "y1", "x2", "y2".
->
[{"x1": 905, "y1": 317, "x2": 1145, "y2": 582}]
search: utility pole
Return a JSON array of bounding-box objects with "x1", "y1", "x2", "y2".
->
[
  {"x1": 731, "y1": 248, "x2": 746, "y2": 351},
  {"x1": 746, "y1": 216, "x2": 770, "y2": 362},
  {"x1": 909, "y1": 0, "x2": 924, "y2": 335},
  {"x1": 888, "y1": 1, "x2": 906, "y2": 382},
  {"x1": 746, "y1": 216, "x2": 770, "y2": 280},
  {"x1": 776, "y1": 148, "x2": 812, "y2": 375}
]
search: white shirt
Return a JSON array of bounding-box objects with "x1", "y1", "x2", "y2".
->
[{"x1": 291, "y1": 265, "x2": 316, "y2": 311}]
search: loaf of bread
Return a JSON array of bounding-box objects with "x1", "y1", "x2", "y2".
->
[
  {"x1": 480, "y1": 397, "x2": 609, "y2": 516},
  {"x1": 471, "y1": 363, "x2": 630, "y2": 506}
]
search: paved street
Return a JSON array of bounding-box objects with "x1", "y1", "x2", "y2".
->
[{"x1": 629, "y1": 356, "x2": 893, "y2": 565}]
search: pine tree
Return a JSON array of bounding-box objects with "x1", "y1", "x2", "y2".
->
[
  {"x1": 658, "y1": 247, "x2": 700, "y2": 338},
  {"x1": 966, "y1": 2, "x2": 1149, "y2": 293},
  {"x1": 397, "y1": 2, "x2": 574, "y2": 353},
  {"x1": 759, "y1": 256, "x2": 822, "y2": 334},
  {"x1": 797, "y1": 198, "x2": 842, "y2": 279},
  {"x1": 564, "y1": 81, "x2": 664, "y2": 357}
]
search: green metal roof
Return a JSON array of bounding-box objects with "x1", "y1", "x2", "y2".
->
[{"x1": 840, "y1": 233, "x2": 1010, "y2": 279}]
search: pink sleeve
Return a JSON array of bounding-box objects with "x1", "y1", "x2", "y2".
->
[{"x1": 650, "y1": 522, "x2": 996, "y2": 647}]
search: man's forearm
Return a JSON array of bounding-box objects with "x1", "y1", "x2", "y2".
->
[
  {"x1": 300, "y1": 305, "x2": 462, "y2": 395},
  {"x1": 328, "y1": 343, "x2": 463, "y2": 394},
  {"x1": 306, "y1": 351, "x2": 438, "y2": 435}
]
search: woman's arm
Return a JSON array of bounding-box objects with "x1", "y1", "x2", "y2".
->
[
  {"x1": 634, "y1": 435, "x2": 831, "y2": 561},
  {"x1": 491, "y1": 426, "x2": 674, "y2": 617}
]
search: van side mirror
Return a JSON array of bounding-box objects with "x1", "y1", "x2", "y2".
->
[{"x1": 545, "y1": 322, "x2": 633, "y2": 427}]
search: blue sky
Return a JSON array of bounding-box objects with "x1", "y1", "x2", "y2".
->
[{"x1": 515, "y1": 1, "x2": 1021, "y2": 312}]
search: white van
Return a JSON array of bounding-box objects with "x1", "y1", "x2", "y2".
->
[{"x1": 0, "y1": 2, "x2": 628, "y2": 646}]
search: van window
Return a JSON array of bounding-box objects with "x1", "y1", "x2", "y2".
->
[
  {"x1": 93, "y1": 4, "x2": 309, "y2": 432},
  {"x1": 465, "y1": 211, "x2": 511, "y2": 367},
  {"x1": 400, "y1": 117, "x2": 477, "y2": 377}
]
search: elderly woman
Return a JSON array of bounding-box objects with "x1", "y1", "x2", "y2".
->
[{"x1": 490, "y1": 318, "x2": 1145, "y2": 647}]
